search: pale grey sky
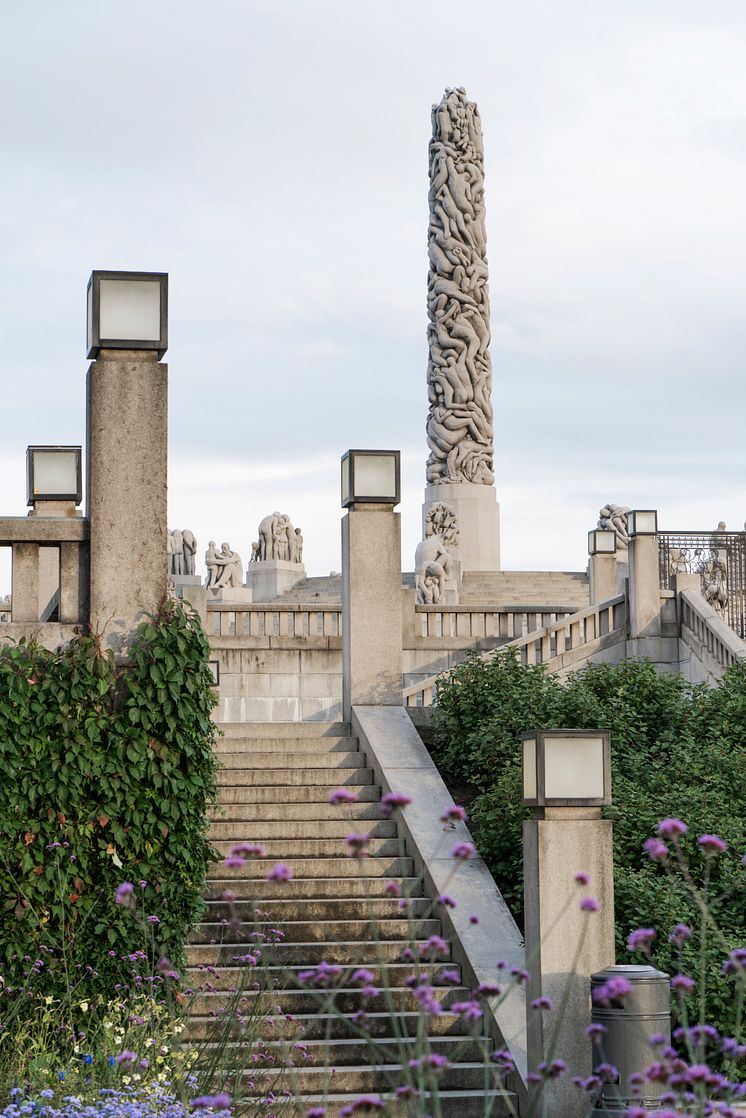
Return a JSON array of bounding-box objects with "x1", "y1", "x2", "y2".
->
[{"x1": 2, "y1": 0, "x2": 746, "y2": 590}]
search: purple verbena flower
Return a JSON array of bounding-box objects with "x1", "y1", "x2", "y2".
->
[
  {"x1": 265, "y1": 862, "x2": 293, "y2": 882},
  {"x1": 438, "y1": 894, "x2": 456, "y2": 908},
  {"x1": 643, "y1": 837, "x2": 669, "y2": 862},
  {"x1": 698, "y1": 833, "x2": 727, "y2": 856},
  {"x1": 440, "y1": 804, "x2": 467, "y2": 823},
  {"x1": 657, "y1": 818, "x2": 688, "y2": 840},
  {"x1": 671, "y1": 974, "x2": 695, "y2": 993},
  {"x1": 531, "y1": 996, "x2": 553, "y2": 1010},
  {"x1": 574, "y1": 871, "x2": 590, "y2": 885},
  {"x1": 451, "y1": 841, "x2": 475, "y2": 860},
  {"x1": 190, "y1": 1093, "x2": 231, "y2": 1109},
  {"x1": 669, "y1": 923, "x2": 692, "y2": 943},
  {"x1": 230, "y1": 842, "x2": 267, "y2": 858},
  {"x1": 380, "y1": 791, "x2": 411, "y2": 817},
  {"x1": 627, "y1": 927, "x2": 656, "y2": 953},
  {"x1": 580, "y1": 896, "x2": 600, "y2": 912},
  {"x1": 329, "y1": 788, "x2": 358, "y2": 805},
  {"x1": 114, "y1": 882, "x2": 135, "y2": 905},
  {"x1": 223, "y1": 855, "x2": 245, "y2": 869},
  {"x1": 345, "y1": 833, "x2": 370, "y2": 857}
]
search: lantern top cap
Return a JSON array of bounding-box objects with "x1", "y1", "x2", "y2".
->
[
  {"x1": 86, "y1": 270, "x2": 168, "y2": 360},
  {"x1": 341, "y1": 449, "x2": 401, "y2": 509}
]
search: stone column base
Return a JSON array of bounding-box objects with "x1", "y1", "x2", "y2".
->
[
  {"x1": 207, "y1": 586, "x2": 253, "y2": 604},
  {"x1": 246, "y1": 560, "x2": 305, "y2": 602},
  {"x1": 423, "y1": 483, "x2": 500, "y2": 573}
]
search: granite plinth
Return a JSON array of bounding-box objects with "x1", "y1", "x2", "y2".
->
[
  {"x1": 246, "y1": 560, "x2": 305, "y2": 602},
  {"x1": 423, "y1": 482, "x2": 500, "y2": 573}
]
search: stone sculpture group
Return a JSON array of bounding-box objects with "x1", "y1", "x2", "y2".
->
[
  {"x1": 204, "y1": 542, "x2": 243, "y2": 589},
  {"x1": 598, "y1": 504, "x2": 630, "y2": 550},
  {"x1": 426, "y1": 88, "x2": 494, "y2": 487},
  {"x1": 167, "y1": 529, "x2": 197, "y2": 575},
  {"x1": 415, "y1": 503, "x2": 459, "y2": 605},
  {"x1": 250, "y1": 513, "x2": 303, "y2": 564}
]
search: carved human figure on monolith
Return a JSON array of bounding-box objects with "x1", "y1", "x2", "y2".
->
[
  {"x1": 425, "y1": 87, "x2": 493, "y2": 487},
  {"x1": 182, "y1": 530, "x2": 197, "y2": 575}
]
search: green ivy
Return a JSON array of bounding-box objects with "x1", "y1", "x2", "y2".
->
[
  {"x1": 0, "y1": 601, "x2": 218, "y2": 1011},
  {"x1": 431, "y1": 652, "x2": 746, "y2": 1045}
]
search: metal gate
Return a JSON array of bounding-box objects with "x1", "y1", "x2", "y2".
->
[{"x1": 658, "y1": 531, "x2": 746, "y2": 639}]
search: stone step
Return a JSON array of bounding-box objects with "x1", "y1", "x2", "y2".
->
[
  {"x1": 216, "y1": 767, "x2": 373, "y2": 787},
  {"x1": 204, "y1": 876, "x2": 423, "y2": 900},
  {"x1": 208, "y1": 819, "x2": 396, "y2": 841},
  {"x1": 229, "y1": 1060, "x2": 495, "y2": 1094},
  {"x1": 216, "y1": 784, "x2": 380, "y2": 803},
  {"x1": 218, "y1": 722, "x2": 351, "y2": 739},
  {"x1": 210, "y1": 837, "x2": 402, "y2": 859},
  {"x1": 187, "y1": 937, "x2": 449, "y2": 966},
  {"x1": 182, "y1": 1009, "x2": 474, "y2": 1042},
  {"x1": 216, "y1": 751, "x2": 365, "y2": 770},
  {"x1": 278, "y1": 1089, "x2": 515, "y2": 1118},
  {"x1": 186, "y1": 960, "x2": 459, "y2": 992},
  {"x1": 211, "y1": 801, "x2": 386, "y2": 822},
  {"x1": 195, "y1": 1032, "x2": 486, "y2": 1067},
  {"x1": 190, "y1": 917, "x2": 441, "y2": 945},
  {"x1": 203, "y1": 897, "x2": 431, "y2": 922},
  {"x1": 187, "y1": 983, "x2": 467, "y2": 1015},
  {"x1": 206, "y1": 857, "x2": 414, "y2": 880},
  {"x1": 213, "y1": 736, "x2": 357, "y2": 753}
]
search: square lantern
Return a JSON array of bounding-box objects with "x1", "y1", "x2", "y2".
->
[
  {"x1": 26, "y1": 446, "x2": 82, "y2": 506},
  {"x1": 588, "y1": 530, "x2": 617, "y2": 556},
  {"x1": 627, "y1": 510, "x2": 658, "y2": 537},
  {"x1": 521, "y1": 729, "x2": 611, "y2": 808},
  {"x1": 341, "y1": 450, "x2": 401, "y2": 508},
  {"x1": 87, "y1": 270, "x2": 168, "y2": 359}
]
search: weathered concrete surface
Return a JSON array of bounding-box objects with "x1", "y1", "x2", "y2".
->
[
  {"x1": 352, "y1": 704, "x2": 527, "y2": 1104},
  {"x1": 628, "y1": 533, "x2": 661, "y2": 638},
  {"x1": 342, "y1": 506, "x2": 402, "y2": 715},
  {"x1": 423, "y1": 481, "x2": 500, "y2": 573},
  {"x1": 523, "y1": 815, "x2": 616, "y2": 1117},
  {"x1": 87, "y1": 351, "x2": 167, "y2": 652},
  {"x1": 0, "y1": 518, "x2": 88, "y2": 543}
]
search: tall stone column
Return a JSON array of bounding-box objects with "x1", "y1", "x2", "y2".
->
[
  {"x1": 422, "y1": 87, "x2": 500, "y2": 572},
  {"x1": 87, "y1": 350, "x2": 167, "y2": 652}
]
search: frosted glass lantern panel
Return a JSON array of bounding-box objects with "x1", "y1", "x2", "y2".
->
[
  {"x1": 32, "y1": 452, "x2": 78, "y2": 496},
  {"x1": 589, "y1": 530, "x2": 616, "y2": 554},
  {"x1": 353, "y1": 455, "x2": 397, "y2": 500},
  {"x1": 543, "y1": 735, "x2": 605, "y2": 800},
  {"x1": 522, "y1": 737, "x2": 537, "y2": 801},
  {"x1": 629, "y1": 510, "x2": 658, "y2": 535},
  {"x1": 341, "y1": 456, "x2": 351, "y2": 506},
  {"x1": 87, "y1": 282, "x2": 93, "y2": 353},
  {"x1": 99, "y1": 279, "x2": 161, "y2": 342}
]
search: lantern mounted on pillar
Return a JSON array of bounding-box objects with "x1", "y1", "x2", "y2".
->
[
  {"x1": 86, "y1": 270, "x2": 168, "y2": 359},
  {"x1": 627, "y1": 510, "x2": 658, "y2": 537},
  {"x1": 341, "y1": 450, "x2": 401, "y2": 509},
  {"x1": 26, "y1": 446, "x2": 82, "y2": 506},
  {"x1": 588, "y1": 529, "x2": 617, "y2": 556},
  {"x1": 521, "y1": 729, "x2": 611, "y2": 808}
]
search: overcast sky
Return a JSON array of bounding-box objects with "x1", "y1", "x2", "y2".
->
[{"x1": 2, "y1": 0, "x2": 746, "y2": 590}]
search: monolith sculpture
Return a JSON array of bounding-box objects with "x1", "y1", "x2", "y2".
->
[{"x1": 422, "y1": 87, "x2": 500, "y2": 571}]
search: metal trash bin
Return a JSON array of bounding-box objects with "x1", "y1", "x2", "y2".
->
[{"x1": 590, "y1": 964, "x2": 671, "y2": 1112}]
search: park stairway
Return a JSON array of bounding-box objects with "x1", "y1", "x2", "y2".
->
[
  {"x1": 184, "y1": 721, "x2": 515, "y2": 1116},
  {"x1": 460, "y1": 570, "x2": 589, "y2": 609},
  {"x1": 272, "y1": 576, "x2": 342, "y2": 604}
]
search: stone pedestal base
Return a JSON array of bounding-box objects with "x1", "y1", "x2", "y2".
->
[
  {"x1": 246, "y1": 561, "x2": 305, "y2": 602},
  {"x1": 423, "y1": 483, "x2": 500, "y2": 573},
  {"x1": 207, "y1": 586, "x2": 253, "y2": 604},
  {"x1": 172, "y1": 574, "x2": 202, "y2": 589}
]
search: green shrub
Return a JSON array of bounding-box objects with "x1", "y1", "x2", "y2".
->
[
  {"x1": 431, "y1": 652, "x2": 746, "y2": 1042},
  {"x1": 0, "y1": 601, "x2": 218, "y2": 1013}
]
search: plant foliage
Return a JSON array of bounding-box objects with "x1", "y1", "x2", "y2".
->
[
  {"x1": 0, "y1": 602, "x2": 218, "y2": 1012},
  {"x1": 430, "y1": 651, "x2": 746, "y2": 1041}
]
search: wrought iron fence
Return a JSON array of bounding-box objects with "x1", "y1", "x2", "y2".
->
[{"x1": 658, "y1": 531, "x2": 746, "y2": 639}]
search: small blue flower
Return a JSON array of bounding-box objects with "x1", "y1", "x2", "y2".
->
[
  {"x1": 108, "y1": 1057, "x2": 116, "y2": 1067},
  {"x1": 81, "y1": 1055, "x2": 93, "y2": 1065},
  {"x1": 57, "y1": 1072, "x2": 65, "y2": 1082}
]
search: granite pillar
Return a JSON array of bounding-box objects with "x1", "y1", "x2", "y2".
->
[
  {"x1": 342, "y1": 503, "x2": 402, "y2": 718},
  {"x1": 87, "y1": 350, "x2": 167, "y2": 652}
]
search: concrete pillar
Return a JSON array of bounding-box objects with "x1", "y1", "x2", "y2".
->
[
  {"x1": 60, "y1": 542, "x2": 89, "y2": 624},
  {"x1": 523, "y1": 809, "x2": 616, "y2": 1117},
  {"x1": 11, "y1": 543, "x2": 40, "y2": 622},
  {"x1": 628, "y1": 533, "x2": 661, "y2": 638},
  {"x1": 87, "y1": 350, "x2": 167, "y2": 652},
  {"x1": 588, "y1": 553, "x2": 618, "y2": 605},
  {"x1": 342, "y1": 503, "x2": 402, "y2": 718}
]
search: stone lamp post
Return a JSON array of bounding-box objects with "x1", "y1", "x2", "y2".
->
[
  {"x1": 86, "y1": 270, "x2": 169, "y2": 652},
  {"x1": 341, "y1": 449, "x2": 403, "y2": 719},
  {"x1": 522, "y1": 729, "x2": 616, "y2": 1118}
]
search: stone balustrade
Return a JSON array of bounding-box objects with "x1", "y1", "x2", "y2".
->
[
  {"x1": 0, "y1": 517, "x2": 89, "y2": 640},
  {"x1": 679, "y1": 587, "x2": 746, "y2": 681}
]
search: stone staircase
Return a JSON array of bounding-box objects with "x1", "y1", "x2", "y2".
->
[
  {"x1": 460, "y1": 570, "x2": 589, "y2": 609},
  {"x1": 185, "y1": 721, "x2": 515, "y2": 1115},
  {"x1": 273, "y1": 576, "x2": 343, "y2": 604}
]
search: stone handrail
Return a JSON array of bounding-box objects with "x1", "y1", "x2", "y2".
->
[
  {"x1": 413, "y1": 604, "x2": 575, "y2": 642},
  {"x1": 207, "y1": 602, "x2": 341, "y2": 639},
  {"x1": 403, "y1": 594, "x2": 627, "y2": 707},
  {"x1": 679, "y1": 587, "x2": 746, "y2": 673}
]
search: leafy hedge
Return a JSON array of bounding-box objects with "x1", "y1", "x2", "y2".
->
[
  {"x1": 0, "y1": 602, "x2": 218, "y2": 1007},
  {"x1": 430, "y1": 653, "x2": 746, "y2": 1039}
]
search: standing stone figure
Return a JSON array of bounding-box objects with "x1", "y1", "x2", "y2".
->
[
  {"x1": 170, "y1": 529, "x2": 184, "y2": 576},
  {"x1": 182, "y1": 529, "x2": 197, "y2": 575},
  {"x1": 425, "y1": 88, "x2": 494, "y2": 486},
  {"x1": 204, "y1": 541, "x2": 220, "y2": 588},
  {"x1": 255, "y1": 512, "x2": 303, "y2": 563}
]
